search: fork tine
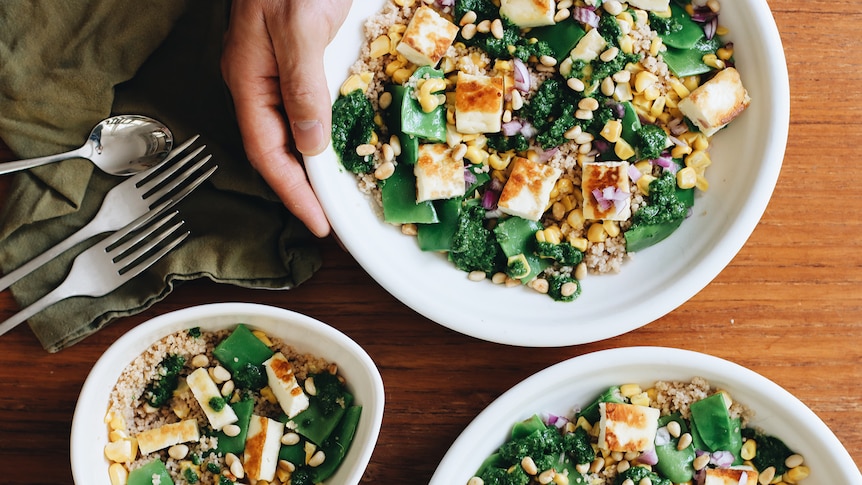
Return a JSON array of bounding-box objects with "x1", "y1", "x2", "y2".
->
[
  {"x1": 98, "y1": 198, "x2": 174, "y2": 249},
  {"x1": 127, "y1": 135, "x2": 201, "y2": 186},
  {"x1": 107, "y1": 210, "x2": 181, "y2": 261},
  {"x1": 136, "y1": 145, "x2": 207, "y2": 193},
  {"x1": 154, "y1": 164, "x2": 218, "y2": 209},
  {"x1": 116, "y1": 227, "x2": 189, "y2": 279},
  {"x1": 142, "y1": 154, "x2": 214, "y2": 206}
]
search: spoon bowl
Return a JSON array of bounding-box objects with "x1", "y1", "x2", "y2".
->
[{"x1": 0, "y1": 115, "x2": 172, "y2": 176}]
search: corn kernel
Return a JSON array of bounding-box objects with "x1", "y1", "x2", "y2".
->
[
  {"x1": 465, "y1": 146, "x2": 487, "y2": 165},
  {"x1": 600, "y1": 119, "x2": 623, "y2": 143},
  {"x1": 741, "y1": 439, "x2": 757, "y2": 461},
  {"x1": 570, "y1": 237, "x2": 588, "y2": 252},
  {"x1": 637, "y1": 174, "x2": 657, "y2": 195},
  {"x1": 784, "y1": 466, "x2": 810, "y2": 483},
  {"x1": 634, "y1": 70, "x2": 658, "y2": 93},
  {"x1": 649, "y1": 37, "x2": 663, "y2": 57},
  {"x1": 370, "y1": 35, "x2": 392, "y2": 58},
  {"x1": 670, "y1": 143, "x2": 692, "y2": 159},
  {"x1": 260, "y1": 386, "x2": 278, "y2": 404},
  {"x1": 614, "y1": 138, "x2": 635, "y2": 160},
  {"x1": 544, "y1": 225, "x2": 563, "y2": 244},
  {"x1": 619, "y1": 35, "x2": 634, "y2": 55},
  {"x1": 716, "y1": 25, "x2": 730, "y2": 36},
  {"x1": 620, "y1": 383, "x2": 642, "y2": 397},
  {"x1": 695, "y1": 173, "x2": 709, "y2": 191},
  {"x1": 392, "y1": 67, "x2": 415, "y2": 84},
  {"x1": 602, "y1": 220, "x2": 620, "y2": 238},
  {"x1": 693, "y1": 133, "x2": 710, "y2": 151},
  {"x1": 587, "y1": 223, "x2": 607, "y2": 243},
  {"x1": 566, "y1": 209, "x2": 586, "y2": 230},
  {"x1": 630, "y1": 392, "x2": 650, "y2": 407},
  {"x1": 685, "y1": 150, "x2": 711, "y2": 170},
  {"x1": 676, "y1": 167, "x2": 697, "y2": 189},
  {"x1": 109, "y1": 463, "x2": 129, "y2": 485},
  {"x1": 717, "y1": 45, "x2": 734, "y2": 61},
  {"x1": 682, "y1": 75, "x2": 700, "y2": 92}
]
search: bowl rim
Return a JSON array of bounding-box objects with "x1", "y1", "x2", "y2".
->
[
  {"x1": 429, "y1": 346, "x2": 861, "y2": 484},
  {"x1": 70, "y1": 302, "x2": 385, "y2": 485},
  {"x1": 305, "y1": 0, "x2": 791, "y2": 347}
]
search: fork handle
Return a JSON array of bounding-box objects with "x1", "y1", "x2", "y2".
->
[
  {"x1": 0, "y1": 288, "x2": 65, "y2": 338},
  {"x1": 0, "y1": 146, "x2": 86, "y2": 175},
  {"x1": 0, "y1": 223, "x2": 101, "y2": 292}
]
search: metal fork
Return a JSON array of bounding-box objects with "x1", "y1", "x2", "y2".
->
[
  {"x1": 0, "y1": 135, "x2": 216, "y2": 292},
  {"x1": 0, "y1": 209, "x2": 189, "y2": 337}
]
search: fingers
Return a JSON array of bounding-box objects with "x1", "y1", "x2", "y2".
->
[
  {"x1": 271, "y1": 0, "x2": 352, "y2": 156},
  {"x1": 222, "y1": 0, "x2": 331, "y2": 238}
]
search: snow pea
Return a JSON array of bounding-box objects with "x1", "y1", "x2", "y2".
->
[
  {"x1": 381, "y1": 162, "x2": 439, "y2": 224},
  {"x1": 654, "y1": 414, "x2": 695, "y2": 483},
  {"x1": 493, "y1": 216, "x2": 551, "y2": 283},
  {"x1": 386, "y1": 66, "x2": 448, "y2": 143},
  {"x1": 215, "y1": 399, "x2": 254, "y2": 455},
  {"x1": 689, "y1": 393, "x2": 743, "y2": 459},
  {"x1": 619, "y1": 101, "x2": 642, "y2": 147},
  {"x1": 292, "y1": 391, "x2": 354, "y2": 445},
  {"x1": 417, "y1": 197, "x2": 462, "y2": 252},
  {"x1": 511, "y1": 413, "x2": 547, "y2": 439},
  {"x1": 529, "y1": 21, "x2": 586, "y2": 61},
  {"x1": 212, "y1": 324, "x2": 274, "y2": 374},
  {"x1": 127, "y1": 459, "x2": 174, "y2": 485},
  {"x1": 663, "y1": 35, "x2": 722, "y2": 77},
  {"x1": 311, "y1": 405, "x2": 363, "y2": 482},
  {"x1": 624, "y1": 216, "x2": 684, "y2": 253},
  {"x1": 577, "y1": 386, "x2": 624, "y2": 425},
  {"x1": 660, "y1": 4, "x2": 705, "y2": 49}
]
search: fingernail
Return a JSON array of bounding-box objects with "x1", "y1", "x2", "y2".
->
[{"x1": 293, "y1": 120, "x2": 326, "y2": 155}]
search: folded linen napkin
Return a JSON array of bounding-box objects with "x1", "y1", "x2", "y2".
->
[{"x1": 0, "y1": 0, "x2": 322, "y2": 352}]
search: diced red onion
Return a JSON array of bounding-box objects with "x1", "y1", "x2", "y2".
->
[
  {"x1": 502, "y1": 120, "x2": 523, "y2": 137},
  {"x1": 652, "y1": 155, "x2": 673, "y2": 169},
  {"x1": 738, "y1": 472, "x2": 749, "y2": 485},
  {"x1": 627, "y1": 163, "x2": 642, "y2": 183},
  {"x1": 654, "y1": 427, "x2": 671, "y2": 446},
  {"x1": 704, "y1": 17, "x2": 718, "y2": 40},
  {"x1": 610, "y1": 102, "x2": 625, "y2": 119},
  {"x1": 513, "y1": 58, "x2": 530, "y2": 93},
  {"x1": 464, "y1": 167, "x2": 477, "y2": 186},
  {"x1": 436, "y1": 0, "x2": 454, "y2": 6},
  {"x1": 519, "y1": 121, "x2": 538, "y2": 139},
  {"x1": 710, "y1": 450, "x2": 735, "y2": 468},
  {"x1": 481, "y1": 189, "x2": 499, "y2": 210},
  {"x1": 668, "y1": 119, "x2": 689, "y2": 137},
  {"x1": 592, "y1": 186, "x2": 629, "y2": 213},
  {"x1": 573, "y1": 6, "x2": 600, "y2": 28},
  {"x1": 537, "y1": 147, "x2": 559, "y2": 162},
  {"x1": 637, "y1": 449, "x2": 659, "y2": 466}
]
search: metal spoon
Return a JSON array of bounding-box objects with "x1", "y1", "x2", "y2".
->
[{"x1": 0, "y1": 115, "x2": 173, "y2": 176}]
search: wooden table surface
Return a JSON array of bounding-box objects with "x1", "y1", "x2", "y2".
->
[{"x1": 0, "y1": 1, "x2": 859, "y2": 483}]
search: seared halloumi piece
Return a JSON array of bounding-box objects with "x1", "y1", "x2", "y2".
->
[
  {"x1": 497, "y1": 157, "x2": 562, "y2": 221},
  {"x1": 395, "y1": 6, "x2": 459, "y2": 67},
  {"x1": 264, "y1": 352, "x2": 310, "y2": 419},
  {"x1": 704, "y1": 466, "x2": 758, "y2": 485},
  {"x1": 455, "y1": 72, "x2": 505, "y2": 134},
  {"x1": 582, "y1": 161, "x2": 632, "y2": 221},
  {"x1": 415, "y1": 143, "x2": 467, "y2": 202},
  {"x1": 678, "y1": 67, "x2": 751, "y2": 137},
  {"x1": 243, "y1": 415, "x2": 284, "y2": 482},
  {"x1": 626, "y1": 0, "x2": 670, "y2": 12},
  {"x1": 186, "y1": 367, "x2": 238, "y2": 430},
  {"x1": 136, "y1": 419, "x2": 200, "y2": 455},
  {"x1": 598, "y1": 402, "x2": 660, "y2": 452},
  {"x1": 570, "y1": 28, "x2": 607, "y2": 62},
  {"x1": 500, "y1": 0, "x2": 555, "y2": 28}
]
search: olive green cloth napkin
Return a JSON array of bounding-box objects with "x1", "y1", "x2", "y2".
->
[{"x1": 0, "y1": 0, "x2": 322, "y2": 352}]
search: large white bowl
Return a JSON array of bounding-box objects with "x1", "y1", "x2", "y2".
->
[
  {"x1": 429, "y1": 347, "x2": 861, "y2": 484},
  {"x1": 71, "y1": 303, "x2": 385, "y2": 485},
  {"x1": 306, "y1": 0, "x2": 790, "y2": 346}
]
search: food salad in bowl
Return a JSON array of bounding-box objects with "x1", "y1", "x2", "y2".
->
[
  {"x1": 429, "y1": 347, "x2": 862, "y2": 485},
  {"x1": 305, "y1": 0, "x2": 789, "y2": 346},
  {"x1": 71, "y1": 303, "x2": 385, "y2": 485}
]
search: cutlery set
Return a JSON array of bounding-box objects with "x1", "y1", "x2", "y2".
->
[{"x1": 0, "y1": 127, "x2": 216, "y2": 337}]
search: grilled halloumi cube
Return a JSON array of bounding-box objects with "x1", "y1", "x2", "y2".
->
[
  {"x1": 136, "y1": 419, "x2": 200, "y2": 455},
  {"x1": 500, "y1": 0, "x2": 556, "y2": 28},
  {"x1": 598, "y1": 402, "x2": 660, "y2": 452},
  {"x1": 415, "y1": 143, "x2": 467, "y2": 202},
  {"x1": 186, "y1": 367, "x2": 238, "y2": 430},
  {"x1": 626, "y1": 0, "x2": 670, "y2": 12},
  {"x1": 455, "y1": 72, "x2": 505, "y2": 134},
  {"x1": 678, "y1": 67, "x2": 751, "y2": 137},
  {"x1": 704, "y1": 466, "x2": 759, "y2": 485},
  {"x1": 264, "y1": 352, "x2": 310, "y2": 419},
  {"x1": 582, "y1": 161, "x2": 631, "y2": 221},
  {"x1": 243, "y1": 415, "x2": 284, "y2": 482},
  {"x1": 497, "y1": 157, "x2": 562, "y2": 221},
  {"x1": 395, "y1": 6, "x2": 459, "y2": 67},
  {"x1": 570, "y1": 28, "x2": 607, "y2": 62}
]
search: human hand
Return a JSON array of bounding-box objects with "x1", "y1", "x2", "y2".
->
[{"x1": 221, "y1": 0, "x2": 352, "y2": 238}]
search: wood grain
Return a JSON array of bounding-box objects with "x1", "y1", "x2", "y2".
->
[{"x1": 0, "y1": 1, "x2": 860, "y2": 482}]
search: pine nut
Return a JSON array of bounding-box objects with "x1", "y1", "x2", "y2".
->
[
  {"x1": 355, "y1": 144, "x2": 376, "y2": 157},
  {"x1": 616, "y1": 460, "x2": 630, "y2": 473},
  {"x1": 758, "y1": 466, "x2": 775, "y2": 485},
  {"x1": 221, "y1": 380, "x2": 235, "y2": 397},
  {"x1": 401, "y1": 223, "x2": 418, "y2": 236},
  {"x1": 538, "y1": 470, "x2": 556, "y2": 484},
  {"x1": 191, "y1": 354, "x2": 209, "y2": 368},
  {"x1": 305, "y1": 376, "x2": 317, "y2": 396},
  {"x1": 561, "y1": 281, "x2": 579, "y2": 297},
  {"x1": 278, "y1": 459, "x2": 296, "y2": 472},
  {"x1": 521, "y1": 456, "x2": 538, "y2": 475},
  {"x1": 308, "y1": 450, "x2": 326, "y2": 467},
  {"x1": 529, "y1": 278, "x2": 549, "y2": 294},
  {"x1": 281, "y1": 432, "x2": 301, "y2": 446},
  {"x1": 378, "y1": 91, "x2": 392, "y2": 110},
  {"x1": 168, "y1": 444, "x2": 189, "y2": 460},
  {"x1": 554, "y1": 8, "x2": 570, "y2": 22},
  {"x1": 575, "y1": 262, "x2": 588, "y2": 280},
  {"x1": 460, "y1": 10, "x2": 477, "y2": 26},
  {"x1": 225, "y1": 453, "x2": 239, "y2": 467},
  {"x1": 589, "y1": 457, "x2": 605, "y2": 473},
  {"x1": 461, "y1": 23, "x2": 477, "y2": 40},
  {"x1": 693, "y1": 453, "x2": 710, "y2": 470},
  {"x1": 666, "y1": 420, "x2": 681, "y2": 438},
  {"x1": 381, "y1": 143, "x2": 395, "y2": 163},
  {"x1": 638, "y1": 477, "x2": 652, "y2": 485},
  {"x1": 511, "y1": 90, "x2": 524, "y2": 110},
  {"x1": 612, "y1": 70, "x2": 631, "y2": 83},
  {"x1": 109, "y1": 463, "x2": 128, "y2": 485},
  {"x1": 223, "y1": 424, "x2": 241, "y2": 437},
  {"x1": 567, "y1": 77, "x2": 585, "y2": 92},
  {"x1": 490, "y1": 19, "x2": 504, "y2": 39},
  {"x1": 476, "y1": 19, "x2": 491, "y2": 33},
  {"x1": 230, "y1": 458, "x2": 245, "y2": 479},
  {"x1": 603, "y1": 0, "x2": 624, "y2": 15},
  {"x1": 677, "y1": 432, "x2": 693, "y2": 450},
  {"x1": 467, "y1": 478, "x2": 484, "y2": 485},
  {"x1": 540, "y1": 55, "x2": 557, "y2": 67},
  {"x1": 389, "y1": 135, "x2": 402, "y2": 156},
  {"x1": 468, "y1": 270, "x2": 486, "y2": 281},
  {"x1": 785, "y1": 454, "x2": 804, "y2": 468},
  {"x1": 600, "y1": 46, "x2": 619, "y2": 62},
  {"x1": 578, "y1": 97, "x2": 599, "y2": 111},
  {"x1": 575, "y1": 109, "x2": 593, "y2": 120},
  {"x1": 564, "y1": 125, "x2": 582, "y2": 140},
  {"x1": 601, "y1": 76, "x2": 616, "y2": 97},
  {"x1": 374, "y1": 161, "x2": 395, "y2": 180}
]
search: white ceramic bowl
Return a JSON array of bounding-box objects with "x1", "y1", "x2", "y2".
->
[
  {"x1": 306, "y1": 0, "x2": 790, "y2": 346},
  {"x1": 71, "y1": 303, "x2": 385, "y2": 485},
  {"x1": 429, "y1": 347, "x2": 861, "y2": 484}
]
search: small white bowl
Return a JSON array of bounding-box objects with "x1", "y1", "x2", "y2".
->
[
  {"x1": 306, "y1": 0, "x2": 790, "y2": 346},
  {"x1": 430, "y1": 347, "x2": 861, "y2": 484},
  {"x1": 71, "y1": 303, "x2": 385, "y2": 485}
]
